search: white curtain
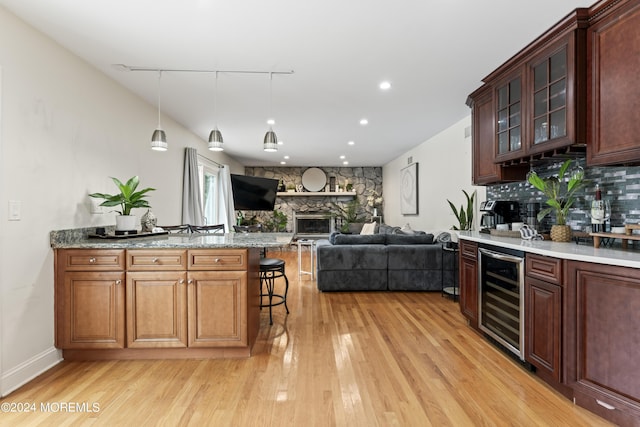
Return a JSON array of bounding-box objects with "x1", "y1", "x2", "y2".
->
[
  {"x1": 182, "y1": 147, "x2": 205, "y2": 226},
  {"x1": 214, "y1": 165, "x2": 235, "y2": 232}
]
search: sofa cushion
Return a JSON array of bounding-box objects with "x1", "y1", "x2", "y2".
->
[
  {"x1": 385, "y1": 233, "x2": 434, "y2": 245},
  {"x1": 334, "y1": 234, "x2": 386, "y2": 245},
  {"x1": 378, "y1": 224, "x2": 401, "y2": 234}
]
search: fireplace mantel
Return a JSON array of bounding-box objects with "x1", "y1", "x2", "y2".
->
[{"x1": 277, "y1": 192, "x2": 355, "y2": 197}]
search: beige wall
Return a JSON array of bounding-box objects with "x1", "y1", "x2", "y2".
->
[
  {"x1": 382, "y1": 116, "x2": 486, "y2": 234},
  {"x1": 0, "y1": 6, "x2": 243, "y2": 395}
]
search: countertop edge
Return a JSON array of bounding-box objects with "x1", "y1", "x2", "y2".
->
[{"x1": 458, "y1": 232, "x2": 640, "y2": 269}]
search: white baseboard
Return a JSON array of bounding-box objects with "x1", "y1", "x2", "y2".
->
[{"x1": 1, "y1": 347, "x2": 62, "y2": 397}]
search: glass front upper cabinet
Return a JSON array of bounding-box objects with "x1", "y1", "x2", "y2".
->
[
  {"x1": 532, "y1": 47, "x2": 567, "y2": 144},
  {"x1": 496, "y1": 77, "x2": 522, "y2": 156}
]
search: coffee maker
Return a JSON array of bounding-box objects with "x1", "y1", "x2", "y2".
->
[{"x1": 479, "y1": 200, "x2": 521, "y2": 231}]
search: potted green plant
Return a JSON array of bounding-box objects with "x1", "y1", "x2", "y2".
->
[
  {"x1": 89, "y1": 176, "x2": 155, "y2": 231},
  {"x1": 447, "y1": 190, "x2": 476, "y2": 231},
  {"x1": 266, "y1": 209, "x2": 288, "y2": 232},
  {"x1": 286, "y1": 183, "x2": 296, "y2": 193},
  {"x1": 527, "y1": 160, "x2": 586, "y2": 242},
  {"x1": 332, "y1": 199, "x2": 366, "y2": 233}
]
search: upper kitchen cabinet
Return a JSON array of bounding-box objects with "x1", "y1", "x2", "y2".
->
[
  {"x1": 467, "y1": 8, "x2": 589, "y2": 184},
  {"x1": 587, "y1": 0, "x2": 640, "y2": 166}
]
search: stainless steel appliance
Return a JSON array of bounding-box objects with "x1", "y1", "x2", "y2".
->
[
  {"x1": 478, "y1": 244, "x2": 525, "y2": 361},
  {"x1": 479, "y1": 200, "x2": 521, "y2": 231}
]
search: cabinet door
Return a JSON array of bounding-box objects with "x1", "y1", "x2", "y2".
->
[
  {"x1": 468, "y1": 86, "x2": 527, "y2": 185},
  {"x1": 459, "y1": 254, "x2": 478, "y2": 329},
  {"x1": 587, "y1": 0, "x2": 640, "y2": 166},
  {"x1": 494, "y1": 76, "x2": 525, "y2": 162},
  {"x1": 126, "y1": 271, "x2": 188, "y2": 348},
  {"x1": 58, "y1": 271, "x2": 125, "y2": 349},
  {"x1": 188, "y1": 271, "x2": 247, "y2": 347},
  {"x1": 525, "y1": 276, "x2": 561, "y2": 383},
  {"x1": 566, "y1": 261, "x2": 640, "y2": 424}
]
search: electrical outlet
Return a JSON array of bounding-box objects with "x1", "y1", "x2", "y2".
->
[{"x1": 8, "y1": 200, "x2": 21, "y2": 221}]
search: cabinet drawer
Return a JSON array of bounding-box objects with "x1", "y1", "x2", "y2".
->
[
  {"x1": 127, "y1": 250, "x2": 187, "y2": 271},
  {"x1": 459, "y1": 240, "x2": 478, "y2": 260},
  {"x1": 188, "y1": 249, "x2": 247, "y2": 270},
  {"x1": 58, "y1": 249, "x2": 125, "y2": 271},
  {"x1": 526, "y1": 253, "x2": 562, "y2": 285}
]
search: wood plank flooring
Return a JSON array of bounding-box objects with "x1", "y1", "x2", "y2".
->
[{"x1": 0, "y1": 250, "x2": 613, "y2": 426}]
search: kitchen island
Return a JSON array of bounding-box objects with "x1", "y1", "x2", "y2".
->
[
  {"x1": 458, "y1": 231, "x2": 640, "y2": 426},
  {"x1": 50, "y1": 228, "x2": 294, "y2": 360}
]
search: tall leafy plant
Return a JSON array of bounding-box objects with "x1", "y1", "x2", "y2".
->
[
  {"x1": 447, "y1": 190, "x2": 476, "y2": 230},
  {"x1": 89, "y1": 176, "x2": 155, "y2": 216}
]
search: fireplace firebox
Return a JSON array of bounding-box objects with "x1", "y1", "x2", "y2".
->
[{"x1": 294, "y1": 212, "x2": 333, "y2": 239}]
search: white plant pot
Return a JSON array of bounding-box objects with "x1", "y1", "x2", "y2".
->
[{"x1": 116, "y1": 215, "x2": 138, "y2": 231}]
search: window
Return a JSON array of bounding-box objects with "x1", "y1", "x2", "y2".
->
[{"x1": 198, "y1": 158, "x2": 220, "y2": 225}]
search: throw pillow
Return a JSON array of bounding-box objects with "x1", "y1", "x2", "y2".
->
[
  {"x1": 379, "y1": 224, "x2": 401, "y2": 234},
  {"x1": 436, "y1": 232, "x2": 452, "y2": 243},
  {"x1": 360, "y1": 222, "x2": 377, "y2": 235}
]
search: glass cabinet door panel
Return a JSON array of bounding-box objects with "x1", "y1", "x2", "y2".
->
[
  {"x1": 534, "y1": 118, "x2": 549, "y2": 143},
  {"x1": 498, "y1": 109, "x2": 508, "y2": 132},
  {"x1": 498, "y1": 86, "x2": 508, "y2": 110},
  {"x1": 550, "y1": 110, "x2": 566, "y2": 139},
  {"x1": 549, "y1": 49, "x2": 567, "y2": 82},
  {"x1": 510, "y1": 103, "x2": 521, "y2": 127},
  {"x1": 549, "y1": 80, "x2": 566, "y2": 111},
  {"x1": 510, "y1": 128, "x2": 521, "y2": 151},
  {"x1": 534, "y1": 90, "x2": 548, "y2": 117},
  {"x1": 534, "y1": 63, "x2": 548, "y2": 91},
  {"x1": 499, "y1": 132, "x2": 509, "y2": 154},
  {"x1": 509, "y1": 79, "x2": 521, "y2": 103}
]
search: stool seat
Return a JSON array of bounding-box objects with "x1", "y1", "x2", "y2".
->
[{"x1": 259, "y1": 257, "x2": 289, "y2": 325}]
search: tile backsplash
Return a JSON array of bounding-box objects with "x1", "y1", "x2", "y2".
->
[{"x1": 486, "y1": 158, "x2": 640, "y2": 232}]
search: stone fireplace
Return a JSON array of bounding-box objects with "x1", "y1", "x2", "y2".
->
[{"x1": 294, "y1": 212, "x2": 334, "y2": 239}]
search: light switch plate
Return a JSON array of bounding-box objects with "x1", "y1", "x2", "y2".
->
[{"x1": 9, "y1": 200, "x2": 21, "y2": 221}]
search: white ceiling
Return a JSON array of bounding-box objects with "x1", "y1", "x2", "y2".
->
[{"x1": 0, "y1": 0, "x2": 591, "y2": 167}]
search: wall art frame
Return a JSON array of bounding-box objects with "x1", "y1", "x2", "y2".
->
[{"x1": 401, "y1": 163, "x2": 418, "y2": 215}]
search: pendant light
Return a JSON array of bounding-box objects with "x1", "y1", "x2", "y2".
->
[
  {"x1": 208, "y1": 71, "x2": 224, "y2": 151},
  {"x1": 263, "y1": 72, "x2": 278, "y2": 152},
  {"x1": 151, "y1": 71, "x2": 168, "y2": 151}
]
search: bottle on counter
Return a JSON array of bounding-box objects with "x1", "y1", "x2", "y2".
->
[{"x1": 591, "y1": 184, "x2": 605, "y2": 232}]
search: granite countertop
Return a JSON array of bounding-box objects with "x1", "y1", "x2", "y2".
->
[
  {"x1": 50, "y1": 227, "x2": 294, "y2": 249},
  {"x1": 458, "y1": 231, "x2": 640, "y2": 269}
]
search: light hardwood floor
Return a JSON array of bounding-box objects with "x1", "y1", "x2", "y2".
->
[{"x1": 0, "y1": 250, "x2": 613, "y2": 426}]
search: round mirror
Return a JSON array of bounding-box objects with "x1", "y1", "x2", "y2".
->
[{"x1": 302, "y1": 167, "x2": 327, "y2": 192}]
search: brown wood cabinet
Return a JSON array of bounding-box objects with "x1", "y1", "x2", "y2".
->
[
  {"x1": 587, "y1": 0, "x2": 640, "y2": 166},
  {"x1": 466, "y1": 8, "x2": 589, "y2": 184},
  {"x1": 566, "y1": 260, "x2": 640, "y2": 425},
  {"x1": 55, "y1": 247, "x2": 261, "y2": 359},
  {"x1": 524, "y1": 254, "x2": 564, "y2": 389},
  {"x1": 55, "y1": 249, "x2": 126, "y2": 349},
  {"x1": 458, "y1": 240, "x2": 478, "y2": 328}
]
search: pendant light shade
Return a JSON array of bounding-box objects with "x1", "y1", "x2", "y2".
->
[
  {"x1": 208, "y1": 128, "x2": 224, "y2": 151},
  {"x1": 151, "y1": 129, "x2": 168, "y2": 151},
  {"x1": 208, "y1": 72, "x2": 224, "y2": 152},
  {"x1": 263, "y1": 128, "x2": 278, "y2": 152},
  {"x1": 151, "y1": 71, "x2": 168, "y2": 151}
]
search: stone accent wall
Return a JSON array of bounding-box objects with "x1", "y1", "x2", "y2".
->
[
  {"x1": 243, "y1": 167, "x2": 383, "y2": 232},
  {"x1": 487, "y1": 158, "x2": 640, "y2": 232}
]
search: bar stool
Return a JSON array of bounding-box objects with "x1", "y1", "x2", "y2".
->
[{"x1": 260, "y1": 258, "x2": 289, "y2": 325}]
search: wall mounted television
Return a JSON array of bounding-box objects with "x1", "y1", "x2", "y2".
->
[{"x1": 230, "y1": 174, "x2": 279, "y2": 211}]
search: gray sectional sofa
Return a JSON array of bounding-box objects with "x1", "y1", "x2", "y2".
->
[{"x1": 316, "y1": 229, "x2": 456, "y2": 292}]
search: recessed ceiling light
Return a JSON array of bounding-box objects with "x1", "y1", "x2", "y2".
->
[
  {"x1": 280, "y1": 161, "x2": 286, "y2": 165},
  {"x1": 348, "y1": 140, "x2": 355, "y2": 145},
  {"x1": 360, "y1": 119, "x2": 368, "y2": 125},
  {"x1": 339, "y1": 155, "x2": 345, "y2": 159},
  {"x1": 267, "y1": 119, "x2": 275, "y2": 125},
  {"x1": 284, "y1": 155, "x2": 290, "y2": 159},
  {"x1": 379, "y1": 81, "x2": 391, "y2": 90},
  {"x1": 343, "y1": 161, "x2": 349, "y2": 165},
  {"x1": 277, "y1": 140, "x2": 284, "y2": 145}
]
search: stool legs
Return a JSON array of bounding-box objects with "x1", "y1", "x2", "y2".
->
[{"x1": 260, "y1": 268, "x2": 289, "y2": 325}]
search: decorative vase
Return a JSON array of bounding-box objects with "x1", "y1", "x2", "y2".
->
[
  {"x1": 141, "y1": 209, "x2": 157, "y2": 232},
  {"x1": 550, "y1": 224, "x2": 572, "y2": 242},
  {"x1": 116, "y1": 214, "x2": 138, "y2": 231}
]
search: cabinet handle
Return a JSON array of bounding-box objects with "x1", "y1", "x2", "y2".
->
[
  {"x1": 214, "y1": 258, "x2": 221, "y2": 263},
  {"x1": 188, "y1": 280, "x2": 193, "y2": 284},
  {"x1": 115, "y1": 280, "x2": 122, "y2": 285},
  {"x1": 179, "y1": 279, "x2": 185, "y2": 284},
  {"x1": 152, "y1": 257, "x2": 159, "y2": 263},
  {"x1": 89, "y1": 257, "x2": 96, "y2": 263},
  {"x1": 596, "y1": 399, "x2": 616, "y2": 410}
]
